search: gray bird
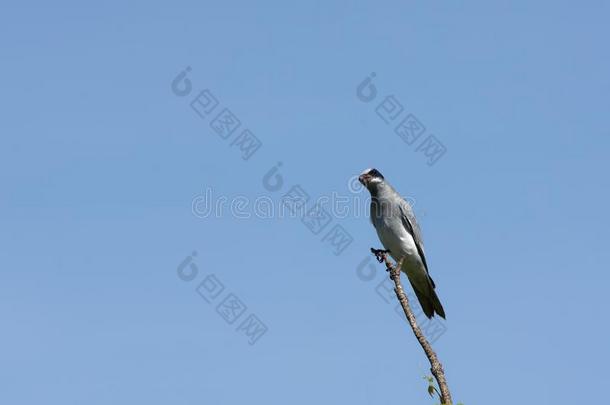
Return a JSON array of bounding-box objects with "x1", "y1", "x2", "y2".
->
[{"x1": 359, "y1": 168, "x2": 445, "y2": 319}]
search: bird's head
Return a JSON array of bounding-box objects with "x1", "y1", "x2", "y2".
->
[{"x1": 358, "y1": 168, "x2": 385, "y2": 190}]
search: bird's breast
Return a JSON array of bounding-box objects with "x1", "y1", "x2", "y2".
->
[{"x1": 375, "y1": 220, "x2": 419, "y2": 263}]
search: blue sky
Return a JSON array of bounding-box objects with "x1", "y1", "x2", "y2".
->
[{"x1": 1, "y1": 1, "x2": 609, "y2": 404}]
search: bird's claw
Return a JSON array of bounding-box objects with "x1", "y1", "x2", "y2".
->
[{"x1": 370, "y1": 248, "x2": 391, "y2": 263}]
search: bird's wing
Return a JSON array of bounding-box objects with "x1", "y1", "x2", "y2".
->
[{"x1": 398, "y1": 198, "x2": 432, "y2": 278}]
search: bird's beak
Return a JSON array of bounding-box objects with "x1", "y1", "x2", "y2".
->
[{"x1": 358, "y1": 175, "x2": 367, "y2": 186}]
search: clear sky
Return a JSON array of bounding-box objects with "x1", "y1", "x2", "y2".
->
[{"x1": 1, "y1": 1, "x2": 609, "y2": 404}]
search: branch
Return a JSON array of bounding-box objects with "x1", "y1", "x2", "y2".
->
[{"x1": 371, "y1": 248, "x2": 453, "y2": 405}]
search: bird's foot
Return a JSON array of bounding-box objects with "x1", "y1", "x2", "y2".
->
[{"x1": 370, "y1": 248, "x2": 391, "y2": 263}]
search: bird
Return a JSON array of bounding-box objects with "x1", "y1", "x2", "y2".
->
[{"x1": 359, "y1": 168, "x2": 445, "y2": 319}]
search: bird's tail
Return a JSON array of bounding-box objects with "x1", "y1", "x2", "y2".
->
[
  {"x1": 410, "y1": 277, "x2": 446, "y2": 319},
  {"x1": 428, "y1": 285, "x2": 446, "y2": 319}
]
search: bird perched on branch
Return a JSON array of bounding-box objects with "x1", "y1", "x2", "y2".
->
[{"x1": 359, "y1": 168, "x2": 445, "y2": 319}]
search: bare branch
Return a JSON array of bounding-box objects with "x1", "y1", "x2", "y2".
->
[{"x1": 371, "y1": 248, "x2": 453, "y2": 405}]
